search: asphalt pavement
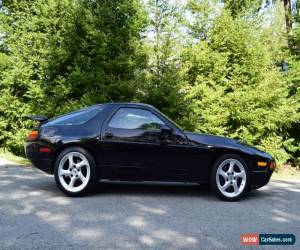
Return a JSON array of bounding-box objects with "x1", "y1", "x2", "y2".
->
[{"x1": 0, "y1": 158, "x2": 299, "y2": 249}]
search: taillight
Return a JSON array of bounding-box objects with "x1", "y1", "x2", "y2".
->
[
  {"x1": 39, "y1": 147, "x2": 50, "y2": 153},
  {"x1": 28, "y1": 130, "x2": 39, "y2": 141},
  {"x1": 269, "y1": 161, "x2": 276, "y2": 170}
]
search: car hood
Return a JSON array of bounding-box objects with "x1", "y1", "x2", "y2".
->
[{"x1": 184, "y1": 132, "x2": 273, "y2": 160}]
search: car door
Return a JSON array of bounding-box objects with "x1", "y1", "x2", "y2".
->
[{"x1": 100, "y1": 107, "x2": 188, "y2": 181}]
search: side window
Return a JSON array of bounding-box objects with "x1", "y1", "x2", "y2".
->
[
  {"x1": 108, "y1": 108, "x2": 165, "y2": 130},
  {"x1": 47, "y1": 107, "x2": 103, "y2": 126}
]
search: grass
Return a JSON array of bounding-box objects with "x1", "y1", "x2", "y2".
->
[{"x1": 0, "y1": 148, "x2": 30, "y2": 166}]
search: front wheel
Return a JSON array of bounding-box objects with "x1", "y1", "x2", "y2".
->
[
  {"x1": 54, "y1": 147, "x2": 97, "y2": 197},
  {"x1": 210, "y1": 154, "x2": 250, "y2": 201}
]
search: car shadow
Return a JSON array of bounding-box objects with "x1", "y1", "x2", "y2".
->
[{"x1": 89, "y1": 181, "x2": 214, "y2": 199}]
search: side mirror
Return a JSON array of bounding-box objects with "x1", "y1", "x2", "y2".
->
[{"x1": 160, "y1": 125, "x2": 173, "y2": 139}]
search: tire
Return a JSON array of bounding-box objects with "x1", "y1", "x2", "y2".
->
[
  {"x1": 54, "y1": 146, "x2": 97, "y2": 197},
  {"x1": 210, "y1": 154, "x2": 250, "y2": 201}
]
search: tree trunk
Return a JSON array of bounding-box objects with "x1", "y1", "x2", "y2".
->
[
  {"x1": 297, "y1": 0, "x2": 300, "y2": 21},
  {"x1": 283, "y1": 0, "x2": 292, "y2": 33}
]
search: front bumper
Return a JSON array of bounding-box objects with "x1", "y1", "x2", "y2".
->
[{"x1": 251, "y1": 168, "x2": 274, "y2": 190}]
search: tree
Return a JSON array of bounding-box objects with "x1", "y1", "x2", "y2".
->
[
  {"x1": 285, "y1": 4, "x2": 300, "y2": 165},
  {"x1": 0, "y1": 0, "x2": 146, "y2": 155},
  {"x1": 223, "y1": 0, "x2": 262, "y2": 18},
  {"x1": 0, "y1": 0, "x2": 299, "y2": 165},
  {"x1": 283, "y1": 0, "x2": 292, "y2": 33},
  {"x1": 182, "y1": 6, "x2": 299, "y2": 163},
  {"x1": 139, "y1": 0, "x2": 187, "y2": 119}
]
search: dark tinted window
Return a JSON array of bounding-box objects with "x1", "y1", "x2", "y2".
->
[
  {"x1": 108, "y1": 108, "x2": 165, "y2": 130},
  {"x1": 47, "y1": 107, "x2": 102, "y2": 125}
]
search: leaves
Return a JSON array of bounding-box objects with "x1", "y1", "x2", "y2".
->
[
  {"x1": 0, "y1": 0, "x2": 146, "y2": 155},
  {"x1": 180, "y1": 7, "x2": 300, "y2": 163},
  {"x1": 0, "y1": 0, "x2": 299, "y2": 164}
]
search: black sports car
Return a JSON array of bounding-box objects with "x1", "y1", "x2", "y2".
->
[{"x1": 25, "y1": 103, "x2": 275, "y2": 201}]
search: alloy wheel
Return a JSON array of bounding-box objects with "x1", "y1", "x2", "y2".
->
[
  {"x1": 216, "y1": 158, "x2": 246, "y2": 198},
  {"x1": 58, "y1": 152, "x2": 91, "y2": 193}
]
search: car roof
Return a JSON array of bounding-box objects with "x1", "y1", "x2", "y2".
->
[
  {"x1": 91, "y1": 102, "x2": 155, "y2": 109},
  {"x1": 43, "y1": 103, "x2": 156, "y2": 126}
]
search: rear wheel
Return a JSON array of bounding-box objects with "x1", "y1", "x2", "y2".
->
[
  {"x1": 54, "y1": 147, "x2": 97, "y2": 197},
  {"x1": 210, "y1": 154, "x2": 249, "y2": 201}
]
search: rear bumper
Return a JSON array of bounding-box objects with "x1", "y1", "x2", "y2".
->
[
  {"x1": 29, "y1": 158, "x2": 53, "y2": 174},
  {"x1": 25, "y1": 142, "x2": 54, "y2": 174},
  {"x1": 251, "y1": 168, "x2": 274, "y2": 189}
]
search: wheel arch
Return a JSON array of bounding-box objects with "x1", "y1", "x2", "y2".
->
[
  {"x1": 207, "y1": 148, "x2": 254, "y2": 183},
  {"x1": 209, "y1": 150, "x2": 252, "y2": 200},
  {"x1": 52, "y1": 143, "x2": 100, "y2": 178}
]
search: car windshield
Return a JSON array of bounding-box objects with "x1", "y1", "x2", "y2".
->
[{"x1": 47, "y1": 107, "x2": 103, "y2": 126}]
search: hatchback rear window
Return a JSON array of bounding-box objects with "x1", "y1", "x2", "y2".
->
[{"x1": 47, "y1": 107, "x2": 103, "y2": 125}]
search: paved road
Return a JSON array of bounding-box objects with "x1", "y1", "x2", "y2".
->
[{"x1": 0, "y1": 158, "x2": 299, "y2": 249}]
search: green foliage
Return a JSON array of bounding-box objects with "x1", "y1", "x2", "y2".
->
[
  {"x1": 0, "y1": 0, "x2": 299, "y2": 164},
  {"x1": 0, "y1": 0, "x2": 146, "y2": 155},
  {"x1": 180, "y1": 8, "x2": 299, "y2": 163},
  {"x1": 223, "y1": 0, "x2": 263, "y2": 18},
  {"x1": 285, "y1": 26, "x2": 300, "y2": 165},
  {"x1": 138, "y1": 0, "x2": 187, "y2": 118}
]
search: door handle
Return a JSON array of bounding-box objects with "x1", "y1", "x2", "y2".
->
[{"x1": 105, "y1": 132, "x2": 114, "y2": 138}]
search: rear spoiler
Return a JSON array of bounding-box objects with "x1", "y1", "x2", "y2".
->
[{"x1": 26, "y1": 115, "x2": 48, "y2": 124}]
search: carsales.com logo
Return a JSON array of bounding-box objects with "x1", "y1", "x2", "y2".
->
[{"x1": 240, "y1": 233, "x2": 296, "y2": 246}]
